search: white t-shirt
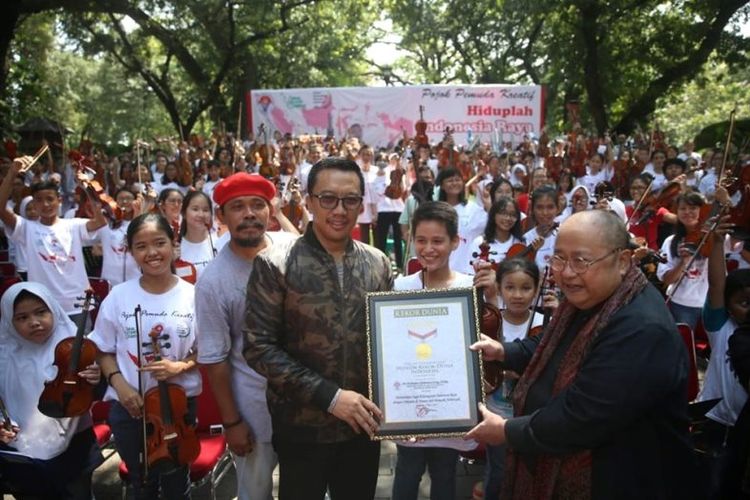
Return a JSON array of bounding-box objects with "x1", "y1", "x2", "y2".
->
[
  {"x1": 357, "y1": 167, "x2": 378, "y2": 224},
  {"x1": 501, "y1": 311, "x2": 544, "y2": 342},
  {"x1": 698, "y1": 310, "x2": 747, "y2": 426},
  {"x1": 180, "y1": 235, "x2": 219, "y2": 279},
  {"x1": 89, "y1": 278, "x2": 202, "y2": 401},
  {"x1": 10, "y1": 217, "x2": 96, "y2": 314},
  {"x1": 96, "y1": 222, "x2": 141, "y2": 287},
  {"x1": 452, "y1": 202, "x2": 488, "y2": 274},
  {"x1": 656, "y1": 235, "x2": 709, "y2": 308},
  {"x1": 202, "y1": 178, "x2": 222, "y2": 206},
  {"x1": 392, "y1": 271, "x2": 477, "y2": 452},
  {"x1": 522, "y1": 226, "x2": 558, "y2": 272},
  {"x1": 576, "y1": 169, "x2": 607, "y2": 194}
]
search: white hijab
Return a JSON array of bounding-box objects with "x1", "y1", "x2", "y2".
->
[
  {"x1": 508, "y1": 164, "x2": 527, "y2": 188},
  {"x1": 0, "y1": 282, "x2": 80, "y2": 459},
  {"x1": 559, "y1": 185, "x2": 591, "y2": 221}
]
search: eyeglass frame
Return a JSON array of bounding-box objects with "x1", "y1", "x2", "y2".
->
[
  {"x1": 310, "y1": 193, "x2": 364, "y2": 211},
  {"x1": 550, "y1": 247, "x2": 622, "y2": 275}
]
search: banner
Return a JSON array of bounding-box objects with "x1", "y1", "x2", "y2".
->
[{"x1": 248, "y1": 84, "x2": 544, "y2": 148}]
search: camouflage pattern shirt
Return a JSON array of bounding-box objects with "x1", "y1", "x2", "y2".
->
[{"x1": 243, "y1": 226, "x2": 393, "y2": 443}]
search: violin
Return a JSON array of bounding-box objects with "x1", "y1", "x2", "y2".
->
[
  {"x1": 437, "y1": 127, "x2": 459, "y2": 171},
  {"x1": 69, "y1": 150, "x2": 122, "y2": 222},
  {"x1": 143, "y1": 325, "x2": 200, "y2": 469},
  {"x1": 633, "y1": 180, "x2": 682, "y2": 225},
  {"x1": 385, "y1": 164, "x2": 405, "y2": 200},
  {"x1": 507, "y1": 222, "x2": 559, "y2": 262},
  {"x1": 282, "y1": 177, "x2": 305, "y2": 231},
  {"x1": 171, "y1": 221, "x2": 198, "y2": 284},
  {"x1": 415, "y1": 105, "x2": 429, "y2": 147},
  {"x1": 257, "y1": 124, "x2": 278, "y2": 179},
  {"x1": 37, "y1": 291, "x2": 97, "y2": 418},
  {"x1": 682, "y1": 204, "x2": 721, "y2": 259},
  {"x1": 471, "y1": 241, "x2": 503, "y2": 393}
]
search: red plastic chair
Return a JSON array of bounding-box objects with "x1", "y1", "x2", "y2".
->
[
  {"x1": 694, "y1": 318, "x2": 711, "y2": 358},
  {"x1": 91, "y1": 400, "x2": 116, "y2": 459},
  {"x1": 118, "y1": 368, "x2": 232, "y2": 500},
  {"x1": 677, "y1": 323, "x2": 700, "y2": 402}
]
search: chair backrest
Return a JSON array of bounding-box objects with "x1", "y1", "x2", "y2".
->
[
  {"x1": 88, "y1": 277, "x2": 111, "y2": 325},
  {"x1": 196, "y1": 367, "x2": 223, "y2": 432},
  {"x1": 676, "y1": 323, "x2": 699, "y2": 401},
  {"x1": 406, "y1": 257, "x2": 422, "y2": 275},
  {"x1": 0, "y1": 262, "x2": 17, "y2": 278},
  {"x1": 91, "y1": 400, "x2": 111, "y2": 422}
]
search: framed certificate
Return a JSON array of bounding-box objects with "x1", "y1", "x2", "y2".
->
[{"x1": 366, "y1": 287, "x2": 484, "y2": 440}]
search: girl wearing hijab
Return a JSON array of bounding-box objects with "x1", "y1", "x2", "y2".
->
[{"x1": 0, "y1": 282, "x2": 102, "y2": 498}]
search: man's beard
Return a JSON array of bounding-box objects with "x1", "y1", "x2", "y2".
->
[{"x1": 232, "y1": 219, "x2": 265, "y2": 248}]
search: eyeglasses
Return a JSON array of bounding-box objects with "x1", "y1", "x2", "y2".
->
[
  {"x1": 311, "y1": 193, "x2": 363, "y2": 210},
  {"x1": 550, "y1": 248, "x2": 621, "y2": 275},
  {"x1": 164, "y1": 199, "x2": 183, "y2": 206},
  {"x1": 497, "y1": 211, "x2": 518, "y2": 219}
]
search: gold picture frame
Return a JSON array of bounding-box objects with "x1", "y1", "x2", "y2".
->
[{"x1": 366, "y1": 287, "x2": 485, "y2": 440}]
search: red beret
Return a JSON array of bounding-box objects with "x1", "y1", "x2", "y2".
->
[{"x1": 212, "y1": 173, "x2": 276, "y2": 206}]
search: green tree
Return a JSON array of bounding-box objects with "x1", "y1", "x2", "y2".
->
[{"x1": 385, "y1": 0, "x2": 750, "y2": 135}]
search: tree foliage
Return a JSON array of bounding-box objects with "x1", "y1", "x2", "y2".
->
[{"x1": 385, "y1": 0, "x2": 750, "y2": 135}]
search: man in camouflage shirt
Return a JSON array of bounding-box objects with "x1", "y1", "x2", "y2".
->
[{"x1": 244, "y1": 157, "x2": 393, "y2": 499}]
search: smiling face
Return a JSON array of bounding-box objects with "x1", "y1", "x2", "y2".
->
[
  {"x1": 184, "y1": 194, "x2": 212, "y2": 232},
  {"x1": 532, "y1": 194, "x2": 558, "y2": 228},
  {"x1": 413, "y1": 220, "x2": 459, "y2": 273},
  {"x1": 13, "y1": 294, "x2": 54, "y2": 344},
  {"x1": 129, "y1": 221, "x2": 174, "y2": 278},
  {"x1": 676, "y1": 200, "x2": 701, "y2": 230},
  {"x1": 571, "y1": 187, "x2": 589, "y2": 213},
  {"x1": 553, "y1": 214, "x2": 630, "y2": 310},
  {"x1": 32, "y1": 189, "x2": 60, "y2": 224},
  {"x1": 307, "y1": 169, "x2": 363, "y2": 248},
  {"x1": 441, "y1": 174, "x2": 465, "y2": 200}
]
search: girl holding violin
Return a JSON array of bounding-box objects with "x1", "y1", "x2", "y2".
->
[
  {"x1": 522, "y1": 186, "x2": 560, "y2": 271},
  {"x1": 482, "y1": 258, "x2": 558, "y2": 500},
  {"x1": 89, "y1": 213, "x2": 201, "y2": 499},
  {"x1": 625, "y1": 173, "x2": 677, "y2": 250},
  {"x1": 656, "y1": 190, "x2": 726, "y2": 330},
  {"x1": 391, "y1": 201, "x2": 478, "y2": 500},
  {"x1": 467, "y1": 198, "x2": 524, "y2": 275},
  {"x1": 179, "y1": 190, "x2": 221, "y2": 279},
  {"x1": 0, "y1": 282, "x2": 103, "y2": 499}
]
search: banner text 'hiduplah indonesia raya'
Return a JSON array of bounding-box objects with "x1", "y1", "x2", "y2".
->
[{"x1": 248, "y1": 84, "x2": 544, "y2": 148}]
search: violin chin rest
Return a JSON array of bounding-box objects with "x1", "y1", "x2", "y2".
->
[{"x1": 37, "y1": 400, "x2": 65, "y2": 419}]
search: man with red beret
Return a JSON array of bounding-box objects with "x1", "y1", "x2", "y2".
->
[{"x1": 195, "y1": 172, "x2": 297, "y2": 500}]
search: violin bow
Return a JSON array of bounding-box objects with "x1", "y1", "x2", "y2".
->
[
  {"x1": 17, "y1": 144, "x2": 50, "y2": 173},
  {"x1": 524, "y1": 265, "x2": 549, "y2": 338},
  {"x1": 133, "y1": 305, "x2": 149, "y2": 481},
  {"x1": 717, "y1": 106, "x2": 737, "y2": 187},
  {"x1": 625, "y1": 177, "x2": 654, "y2": 227}
]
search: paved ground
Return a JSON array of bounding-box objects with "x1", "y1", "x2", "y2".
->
[{"x1": 1, "y1": 441, "x2": 484, "y2": 500}]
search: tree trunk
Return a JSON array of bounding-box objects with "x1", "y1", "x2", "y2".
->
[
  {"x1": 577, "y1": 2, "x2": 608, "y2": 135},
  {"x1": 0, "y1": 3, "x2": 22, "y2": 134}
]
